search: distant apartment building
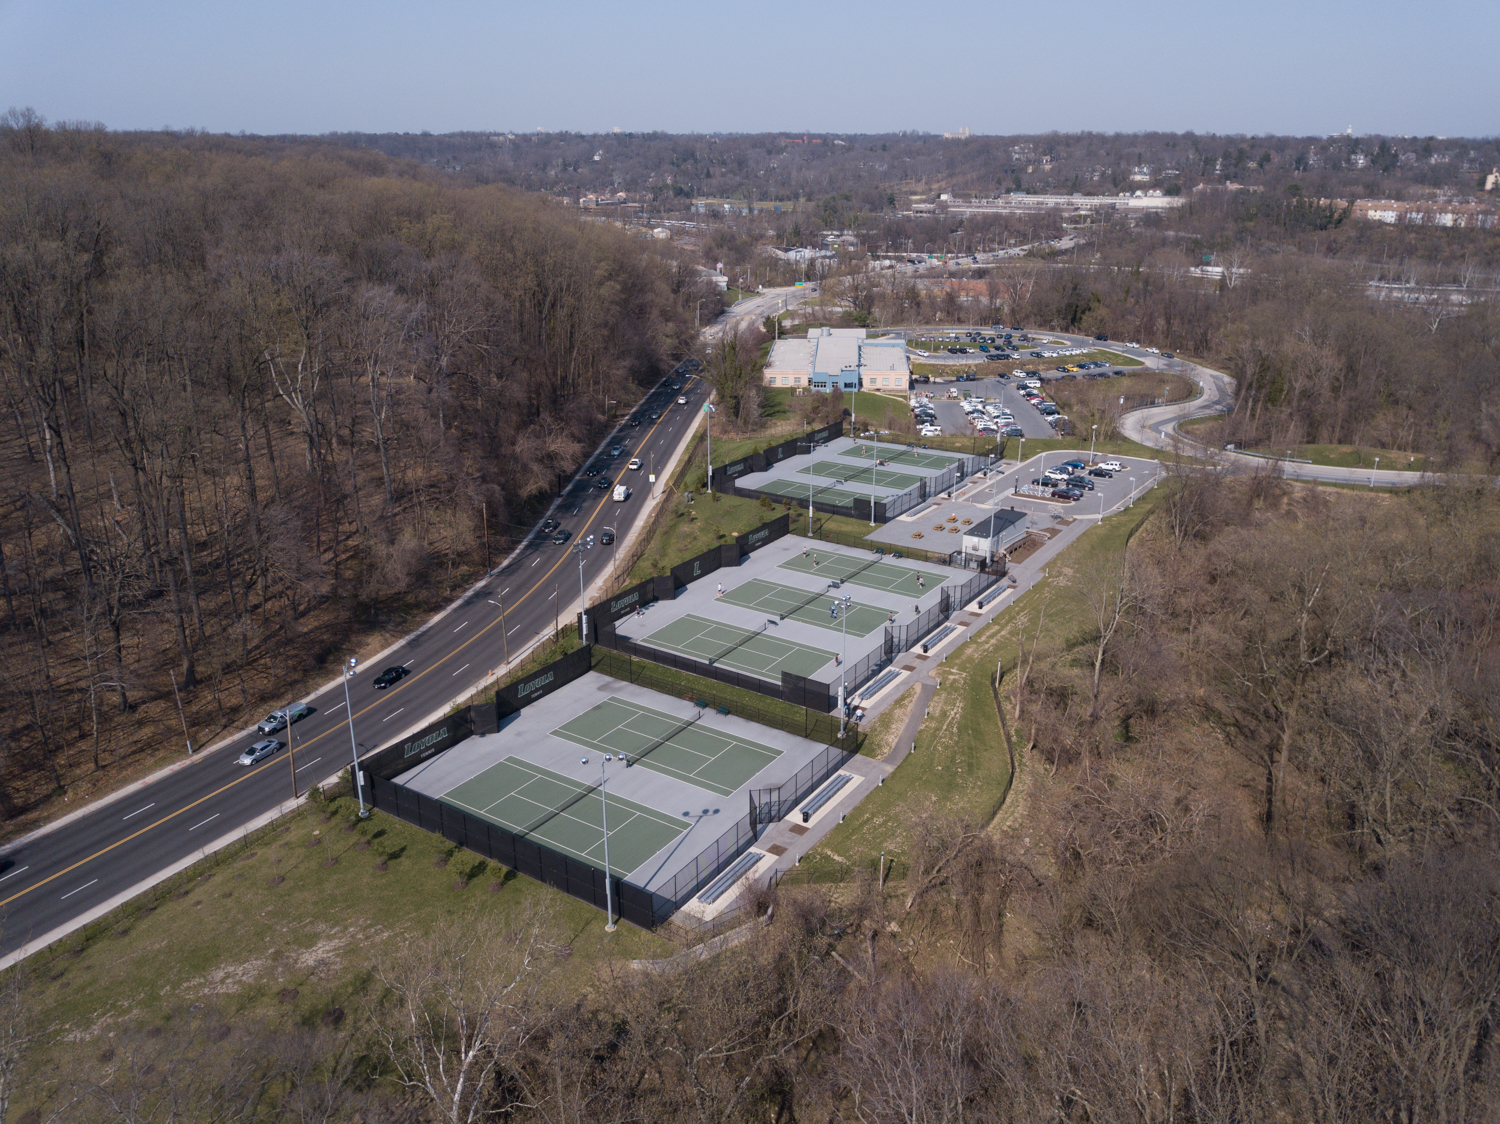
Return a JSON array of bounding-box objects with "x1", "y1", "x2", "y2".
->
[
  {"x1": 762, "y1": 328, "x2": 909, "y2": 394},
  {"x1": 1352, "y1": 198, "x2": 1498, "y2": 229}
]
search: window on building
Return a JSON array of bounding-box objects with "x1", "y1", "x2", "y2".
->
[
  {"x1": 882, "y1": 378, "x2": 890, "y2": 386},
  {"x1": 782, "y1": 377, "x2": 790, "y2": 385},
  {"x1": 793, "y1": 376, "x2": 802, "y2": 385}
]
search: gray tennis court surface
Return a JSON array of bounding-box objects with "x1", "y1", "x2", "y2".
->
[
  {"x1": 778, "y1": 549, "x2": 944, "y2": 598},
  {"x1": 641, "y1": 613, "x2": 834, "y2": 679},
  {"x1": 719, "y1": 577, "x2": 890, "y2": 637}
]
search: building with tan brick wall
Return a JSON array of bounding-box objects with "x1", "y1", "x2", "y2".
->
[{"x1": 762, "y1": 328, "x2": 909, "y2": 394}]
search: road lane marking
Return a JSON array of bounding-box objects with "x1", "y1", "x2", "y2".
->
[
  {"x1": 0, "y1": 402, "x2": 681, "y2": 912},
  {"x1": 60, "y1": 879, "x2": 98, "y2": 900},
  {"x1": 0, "y1": 866, "x2": 28, "y2": 883},
  {"x1": 508, "y1": 623, "x2": 521, "y2": 634},
  {"x1": 189, "y1": 814, "x2": 220, "y2": 831},
  {"x1": 295, "y1": 757, "x2": 323, "y2": 773},
  {"x1": 453, "y1": 621, "x2": 468, "y2": 632},
  {"x1": 451, "y1": 664, "x2": 469, "y2": 676},
  {"x1": 382, "y1": 708, "x2": 404, "y2": 722},
  {"x1": 500, "y1": 587, "x2": 510, "y2": 596},
  {"x1": 122, "y1": 803, "x2": 155, "y2": 820}
]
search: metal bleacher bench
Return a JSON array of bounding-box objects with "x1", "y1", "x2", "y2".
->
[{"x1": 799, "y1": 772, "x2": 853, "y2": 823}]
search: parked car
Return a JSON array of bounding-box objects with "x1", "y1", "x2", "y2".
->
[
  {"x1": 1061, "y1": 460, "x2": 1085, "y2": 471},
  {"x1": 1094, "y1": 333, "x2": 1108, "y2": 341},
  {"x1": 1043, "y1": 467, "x2": 1071, "y2": 481},
  {"x1": 1067, "y1": 475, "x2": 1095, "y2": 491},
  {"x1": 1088, "y1": 467, "x2": 1114, "y2": 479},
  {"x1": 257, "y1": 703, "x2": 310, "y2": 734},
  {"x1": 1050, "y1": 488, "x2": 1079, "y2": 502},
  {"x1": 1100, "y1": 460, "x2": 1125, "y2": 472},
  {"x1": 238, "y1": 738, "x2": 282, "y2": 766},
  {"x1": 373, "y1": 666, "x2": 409, "y2": 690}
]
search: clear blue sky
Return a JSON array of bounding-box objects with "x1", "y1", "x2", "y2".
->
[{"x1": 2, "y1": 0, "x2": 1495, "y2": 137}]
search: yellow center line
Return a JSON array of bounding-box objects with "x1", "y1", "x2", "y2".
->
[{"x1": 0, "y1": 380, "x2": 697, "y2": 910}]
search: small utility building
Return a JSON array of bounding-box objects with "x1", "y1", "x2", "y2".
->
[
  {"x1": 962, "y1": 509, "x2": 1029, "y2": 565},
  {"x1": 763, "y1": 328, "x2": 909, "y2": 394}
]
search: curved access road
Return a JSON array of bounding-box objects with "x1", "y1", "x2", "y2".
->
[{"x1": 1046, "y1": 332, "x2": 1433, "y2": 489}]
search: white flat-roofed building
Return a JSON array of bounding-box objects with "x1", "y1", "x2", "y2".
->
[{"x1": 762, "y1": 328, "x2": 910, "y2": 394}]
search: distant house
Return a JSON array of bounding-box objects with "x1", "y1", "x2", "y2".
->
[
  {"x1": 1353, "y1": 198, "x2": 1498, "y2": 229},
  {"x1": 762, "y1": 328, "x2": 909, "y2": 394}
]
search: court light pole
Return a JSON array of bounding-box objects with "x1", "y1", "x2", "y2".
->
[
  {"x1": 586, "y1": 754, "x2": 619, "y2": 932},
  {"x1": 343, "y1": 658, "x2": 367, "y2": 818},
  {"x1": 832, "y1": 593, "x2": 853, "y2": 736},
  {"x1": 1090, "y1": 423, "x2": 1097, "y2": 464}
]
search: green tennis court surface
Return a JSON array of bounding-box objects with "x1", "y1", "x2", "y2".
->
[
  {"x1": 795, "y1": 459, "x2": 923, "y2": 491},
  {"x1": 442, "y1": 756, "x2": 687, "y2": 876},
  {"x1": 641, "y1": 613, "x2": 834, "y2": 680},
  {"x1": 719, "y1": 578, "x2": 889, "y2": 637},
  {"x1": 753, "y1": 477, "x2": 871, "y2": 507},
  {"x1": 840, "y1": 442, "x2": 961, "y2": 470},
  {"x1": 551, "y1": 696, "x2": 782, "y2": 798},
  {"x1": 779, "y1": 549, "x2": 945, "y2": 597}
]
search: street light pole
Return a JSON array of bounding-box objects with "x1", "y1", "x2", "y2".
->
[
  {"x1": 1090, "y1": 423, "x2": 1097, "y2": 465},
  {"x1": 343, "y1": 658, "x2": 367, "y2": 818},
  {"x1": 488, "y1": 597, "x2": 511, "y2": 666},
  {"x1": 703, "y1": 404, "x2": 716, "y2": 493},
  {"x1": 284, "y1": 701, "x2": 299, "y2": 799},
  {"x1": 573, "y1": 537, "x2": 593, "y2": 641}
]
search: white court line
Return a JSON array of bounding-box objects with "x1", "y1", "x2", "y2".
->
[
  {"x1": 188, "y1": 813, "x2": 220, "y2": 832},
  {"x1": 0, "y1": 866, "x2": 28, "y2": 883},
  {"x1": 382, "y1": 708, "x2": 404, "y2": 722},
  {"x1": 122, "y1": 802, "x2": 155, "y2": 820},
  {"x1": 295, "y1": 757, "x2": 323, "y2": 772},
  {"x1": 453, "y1": 620, "x2": 468, "y2": 632},
  {"x1": 451, "y1": 663, "x2": 469, "y2": 676},
  {"x1": 60, "y1": 879, "x2": 98, "y2": 900}
]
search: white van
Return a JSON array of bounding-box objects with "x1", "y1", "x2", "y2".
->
[{"x1": 612, "y1": 484, "x2": 630, "y2": 502}]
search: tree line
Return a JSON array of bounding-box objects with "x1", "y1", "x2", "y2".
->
[{"x1": 0, "y1": 118, "x2": 708, "y2": 822}]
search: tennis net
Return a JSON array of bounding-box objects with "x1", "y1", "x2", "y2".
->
[
  {"x1": 779, "y1": 583, "x2": 831, "y2": 622},
  {"x1": 628, "y1": 707, "x2": 702, "y2": 766},
  {"x1": 707, "y1": 619, "x2": 771, "y2": 667}
]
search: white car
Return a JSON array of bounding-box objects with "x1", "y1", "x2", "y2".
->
[
  {"x1": 1100, "y1": 460, "x2": 1124, "y2": 472},
  {"x1": 913, "y1": 349, "x2": 930, "y2": 357},
  {"x1": 628, "y1": 457, "x2": 642, "y2": 470},
  {"x1": 1043, "y1": 467, "x2": 1071, "y2": 482},
  {"x1": 257, "y1": 702, "x2": 309, "y2": 734},
  {"x1": 238, "y1": 738, "x2": 282, "y2": 766},
  {"x1": 677, "y1": 396, "x2": 687, "y2": 405}
]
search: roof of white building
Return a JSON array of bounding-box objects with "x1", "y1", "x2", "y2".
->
[{"x1": 766, "y1": 328, "x2": 908, "y2": 377}]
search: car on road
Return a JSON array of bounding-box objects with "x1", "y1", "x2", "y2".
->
[
  {"x1": 628, "y1": 457, "x2": 642, "y2": 470},
  {"x1": 238, "y1": 738, "x2": 282, "y2": 766},
  {"x1": 1088, "y1": 467, "x2": 1114, "y2": 478},
  {"x1": 649, "y1": 411, "x2": 660, "y2": 420},
  {"x1": 629, "y1": 417, "x2": 641, "y2": 427},
  {"x1": 1100, "y1": 460, "x2": 1125, "y2": 472},
  {"x1": 595, "y1": 476, "x2": 613, "y2": 490},
  {"x1": 1094, "y1": 333, "x2": 1108, "y2": 341},
  {"x1": 552, "y1": 528, "x2": 573, "y2": 545},
  {"x1": 256, "y1": 703, "x2": 310, "y2": 734},
  {"x1": 610, "y1": 445, "x2": 623, "y2": 457},
  {"x1": 677, "y1": 396, "x2": 688, "y2": 405},
  {"x1": 585, "y1": 465, "x2": 602, "y2": 477},
  {"x1": 541, "y1": 517, "x2": 560, "y2": 533},
  {"x1": 373, "y1": 666, "x2": 410, "y2": 690},
  {"x1": 1161, "y1": 351, "x2": 1175, "y2": 359},
  {"x1": 600, "y1": 527, "x2": 615, "y2": 545}
]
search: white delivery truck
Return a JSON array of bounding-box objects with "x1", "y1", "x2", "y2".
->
[{"x1": 612, "y1": 484, "x2": 630, "y2": 502}]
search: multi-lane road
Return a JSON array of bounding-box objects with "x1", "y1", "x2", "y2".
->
[{"x1": 0, "y1": 368, "x2": 713, "y2": 962}]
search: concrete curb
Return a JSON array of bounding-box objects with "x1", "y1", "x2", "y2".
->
[{"x1": 0, "y1": 792, "x2": 308, "y2": 972}]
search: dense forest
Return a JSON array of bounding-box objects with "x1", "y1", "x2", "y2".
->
[{"x1": 0, "y1": 118, "x2": 707, "y2": 823}]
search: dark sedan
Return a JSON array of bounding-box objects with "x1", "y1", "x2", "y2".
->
[
  {"x1": 372, "y1": 666, "x2": 409, "y2": 690},
  {"x1": 1088, "y1": 467, "x2": 1114, "y2": 479},
  {"x1": 552, "y1": 528, "x2": 573, "y2": 545},
  {"x1": 540, "y1": 517, "x2": 560, "y2": 533}
]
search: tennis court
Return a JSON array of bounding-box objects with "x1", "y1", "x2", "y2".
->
[
  {"x1": 441, "y1": 756, "x2": 688, "y2": 877},
  {"x1": 840, "y1": 442, "x2": 961, "y2": 470},
  {"x1": 779, "y1": 548, "x2": 945, "y2": 598},
  {"x1": 795, "y1": 459, "x2": 924, "y2": 491},
  {"x1": 719, "y1": 578, "x2": 890, "y2": 637},
  {"x1": 754, "y1": 477, "x2": 870, "y2": 507},
  {"x1": 551, "y1": 696, "x2": 783, "y2": 798},
  {"x1": 641, "y1": 613, "x2": 834, "y2": 680}
]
